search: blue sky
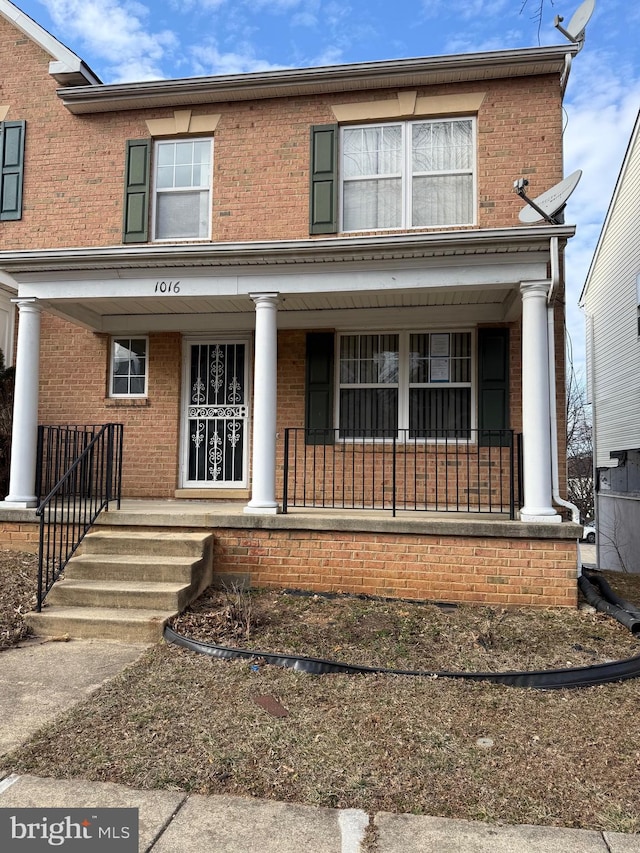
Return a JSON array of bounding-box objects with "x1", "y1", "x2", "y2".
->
[{"x1": 12, "y1": 0, "x2": 640, "y2": 375}]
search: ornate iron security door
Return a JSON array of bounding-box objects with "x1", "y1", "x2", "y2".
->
[{"x1": 183, "y1": 342, "x2": 249, "y2": 487}]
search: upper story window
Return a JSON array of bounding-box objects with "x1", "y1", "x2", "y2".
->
[
  {"x1": 341, "y1": 118, "x2": 475, "y2": 232},
  {"x1": 122, "y1": 136, "x2": 213, "y2": 244},
  {"x1": 110, "y1": 337, "x2": 148, "y2": 397},
  {"x1": 153, "y1": 139, "x2": 212, "y2": 240}
]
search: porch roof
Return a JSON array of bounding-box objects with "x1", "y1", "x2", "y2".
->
[
  {"x1": 0, "y1": 226, "x2": 576, "y2": 274},
  {"x1": 0, "y1": 226, "x2": 574, "y2": 334}
]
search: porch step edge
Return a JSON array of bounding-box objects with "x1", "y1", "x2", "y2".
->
[
  {"x1": 80, "y1": 530, "x2": 214, "y2": 557},
  {"x1": 47, "y1": 579, "x2": 193, "y2": 611},
  {"x1": 65, "y1": 554, "x2": 204, "y2": 583},
  {"x1": 26, "y1": 607, "x2": 175, "y2": 642}
]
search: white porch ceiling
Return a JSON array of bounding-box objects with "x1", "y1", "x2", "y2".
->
[{"x1": 37, "y1": 283, "x2": 519, "y2": 334}]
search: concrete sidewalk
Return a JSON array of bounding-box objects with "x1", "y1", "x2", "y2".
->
[
  {"x1": 0, "y1": 638, "x2": 639, "y2": 852},
  {"x1": 0, "y1": 637, "x2": 148, "y2": 755},
  {"x1": 1, "y1": 773, "x2": 639, "y2": 852}
]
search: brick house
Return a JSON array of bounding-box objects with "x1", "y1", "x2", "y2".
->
[{"x1": 0, "y1": 0, "x2": 582, "y2": 612}]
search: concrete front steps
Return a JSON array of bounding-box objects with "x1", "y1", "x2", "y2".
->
[{"x1": 26, "y1": 530, "x2": 214, "y2": 643}]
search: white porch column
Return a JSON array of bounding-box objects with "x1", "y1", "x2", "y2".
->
[
  {"x1": 4, "y1": 299, "x2": 42, "y2": 507},
  {"x1": 520, "y1": 282, "x2": 560, "y2": 522},
  {"x1": 245, "y1": 293, "x2": 280, "y2": 514}
]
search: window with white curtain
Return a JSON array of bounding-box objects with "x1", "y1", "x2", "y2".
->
[
  {"x1": 341, "y1": 118, "x2": 475, "y2": 231},
  {"x1": 338, "y1": 331, "x2": 472, "y2": 438},
  {"x1": 153, "y1": 138, "x2": 212, "y2": 240}
]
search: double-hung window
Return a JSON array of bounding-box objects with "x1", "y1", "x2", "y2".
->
[
  {"x1": 153, "y1": 138, "x2": 212, "y2": 240},
  {"x1": 341, "y1": 118, "x2": 475, "y2": 231},
  {"x1": 338, "y1": 331, "x2": 472, "y2": 438},
  {"x1": 110, "y1": 337, "x2": 148, "y2": 398}
]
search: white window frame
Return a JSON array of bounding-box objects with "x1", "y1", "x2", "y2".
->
[
  {"x1": 151, "y1": 137, "x2": 213, "y2": 242},
  {"x1": 335, "y1": 329, "x2": 476, "y2": 441},
  {"x1": 109, "y1": 336, "x2": 149, "y2": 399},
  {"x1": 339, "y1": 117, "x2": 477, "y2": 233}
]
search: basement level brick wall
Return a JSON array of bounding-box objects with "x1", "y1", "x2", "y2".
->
[
  {"x1": 209, "y1": 528, "x2": 577, "y2": 608},
  {"x1": 0, "y1": 523, "x2": 40, "y2": 553},
  {"x1": 0, "y1": 522, "x2": 577, "y2": 606}
]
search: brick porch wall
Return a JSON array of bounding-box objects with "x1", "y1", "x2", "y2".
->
[
  {"x1": 0, "y1": 519, "x2": 577, "y2": 607},
  {"x1": 212, "y1": 528, "x2": 577, "y2": 607},
  {"x1": 0, "y1": 522, "x2": 40, "y2": 553}
]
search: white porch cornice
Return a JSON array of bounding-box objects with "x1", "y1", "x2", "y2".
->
[{"x1": 0, "y1": 226, "x2": 575, "y2": 276}]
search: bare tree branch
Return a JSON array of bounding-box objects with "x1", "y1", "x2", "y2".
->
[
  {"x1": 566, "y1": 367, "x2": 593, "y2": 522},
  {"x1": 520, "y1": 0, "x2": 555, "y2": 43}
]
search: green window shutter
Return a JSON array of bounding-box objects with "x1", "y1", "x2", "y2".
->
[
  {"x1": 0, "y1": 120, "x2": 26, "y2": 221},
  {"x1": 309, "y1": 124, "x2": 337, "y2": 235},
  {"x1": 478, "y1": 328, "x2": 510, "y2": 447},
  {"x1": 123, "y1": 139, "x2": 151, "y2": 243},
  {"x1": 305, "y1": 332, "x2": 335, "y2": 444}
]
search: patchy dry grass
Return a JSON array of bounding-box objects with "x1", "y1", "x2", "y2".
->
[
  {"x1": 0, "y1": 549, "x2": 38, "y2": 649},
  {"x1": 1, "y1": 559, "x2": 640, "y2": 831}
]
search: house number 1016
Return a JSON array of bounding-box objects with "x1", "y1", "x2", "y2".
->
[{"x1": 154, "y1": 281, "x2": 180, "y2": 293}]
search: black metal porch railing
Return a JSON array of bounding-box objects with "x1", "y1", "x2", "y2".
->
[
  {"x1": 35, "y1": 423, "x2": 124, "y2": 611},
  {"x1": 283, "y1": 428, "x2": 522, "y2": 519}
]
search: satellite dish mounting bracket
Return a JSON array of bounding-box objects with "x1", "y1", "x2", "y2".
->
[
  {"x1": 554, "y1": 0, "x2": 596, "y2": 52},
  {"x1": 514, "y1": 180, "x2": 564, "y2": 225}
]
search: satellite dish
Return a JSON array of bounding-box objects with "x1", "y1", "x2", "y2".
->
[
  {"x1": 516, "y1": 170, "x2": 582, "y2": 224},
  {"x1": 555, "y1": 0, "x2": 596, "y2": 45}
]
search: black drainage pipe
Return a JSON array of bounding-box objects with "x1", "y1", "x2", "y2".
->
[
  {"x1": 581, "y1": 570, "x2": 640, "y2": 621},
  {"x1": 578, "y1": 575, "x2": 640, "y2": 636},
  {"x1": 164, "y1": 625, "x2": 640, "y2": 690}
]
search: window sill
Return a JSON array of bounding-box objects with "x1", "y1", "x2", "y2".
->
[{"x1": 104, "y1": 398, "x2": 150, "y2": 408}]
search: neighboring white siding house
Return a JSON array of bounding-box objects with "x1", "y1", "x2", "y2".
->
[{"x1": 580, "y1": 110, "x2": 640, "y2": 573}]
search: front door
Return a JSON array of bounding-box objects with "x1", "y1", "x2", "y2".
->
[{"x1": 181, "y1": 340, "x2": 249, "y2": 488}]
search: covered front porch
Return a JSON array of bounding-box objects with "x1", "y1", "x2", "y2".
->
[{"x1": 0, "y1": 226, "x2": 575, "y2": 528}]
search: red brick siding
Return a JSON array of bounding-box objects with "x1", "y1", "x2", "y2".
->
[
  {"x1": 211, "y1": 528, "x2": 577, "y2": 607},
  {"x1": 0, "y1": 12, "x2": 564, "y2": 250},
  {"x1": 39, "y1": 315, "x2": 181, "y2": 496},
  {"x1": 0, "y1": 522, "x2": 40, "y2": 553},
  {"x1": 0, "y1": 519, "x2": 577, "y2": 607}
]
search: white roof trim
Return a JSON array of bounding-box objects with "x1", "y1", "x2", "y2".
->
[
  {"x1": 0, "y1": 0, "x2": 100, "y2": 85},
  {"x1": 0, "y1": 226, "x2": 576, "y2": 275}
]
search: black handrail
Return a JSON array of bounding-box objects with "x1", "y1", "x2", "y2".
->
[
  {"x1": 35, "y1": 423, "x2": 123, "y2": 611},
  {"x1": 282, "y1": 428, "x2": 520, "y2": 518}
]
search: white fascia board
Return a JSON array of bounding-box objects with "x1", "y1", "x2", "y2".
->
[
  {"x1": 0, "y1": 0, "x2": 100, "y2": 85},
  {"x1": 13, "y1": 261, "x2": 545, "y2": 302},
  {"x1": 0, "y1": 225, "x2": 575, "y2": 274}
]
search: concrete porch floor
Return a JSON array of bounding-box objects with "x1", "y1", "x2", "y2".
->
[{"x1": 91, "y1": 498, "x2": 581, "y2": 542}]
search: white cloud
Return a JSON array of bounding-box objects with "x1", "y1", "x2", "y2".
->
[
  {"x1": 40, "y1": 0, "x2": 178, "y2": 81},
  {"x1": 247, "y1": 0, "x2": 305, "y2": 10},
  {"x1": 168, "y1": 0, "x2": 226, "y2": 9},
  {"x1": 306, "y1": 45, "x2": 344, "y2": 67},
  {"x1": 189, "y1": 42, "x2": 285, "y2": 75}
]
